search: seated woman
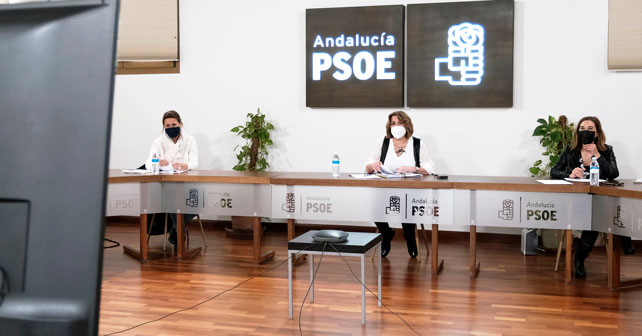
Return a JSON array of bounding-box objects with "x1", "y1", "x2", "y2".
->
[
  {"x1": 364, "y1": 111, "x2": 436, "y2": 258},
  {"x1": 551, "y1": 116, "x2": 634, "y2": 278},
  {"x1": 145, "y1": 110, "x2": 199, "y2": 245}
]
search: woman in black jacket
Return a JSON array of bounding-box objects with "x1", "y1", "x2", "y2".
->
[{"x1": 551, "y1": 116, "x2": 634, "y2": 278}]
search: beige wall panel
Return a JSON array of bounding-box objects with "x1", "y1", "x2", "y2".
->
[
  {"x1": 609, "y1": 0, "x2": 642, "y2": 70},
  {"x1": 117, "y1": 0, "x2": 178, "y2": 61}
]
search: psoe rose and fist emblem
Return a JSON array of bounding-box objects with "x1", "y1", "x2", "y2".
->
[{"x1": 435, "y1": 22, "x2": 485, "y2": 86}]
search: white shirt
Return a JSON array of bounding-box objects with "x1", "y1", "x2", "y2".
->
[
  {"x1": 145, "y1": 131, "x2": 199, "y2": 170},
  {"x1": 364, "y1": 137, "x2": 436, "y2": 173}
]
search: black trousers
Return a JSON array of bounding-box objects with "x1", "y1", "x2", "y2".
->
[
  {"x1": 374, "y1": 222, "x2": 416, "y2": 244},
  {"x1": 147, "y1": 213, "x2": 197, "y2": 236},
  {"x1": 575, "y1": 230, "x2": 633, "y2": 261}
]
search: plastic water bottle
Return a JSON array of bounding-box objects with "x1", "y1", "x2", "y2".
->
[
  {"x1": 151, "y1": 154, "x2": 160, "y2": 175},
  {"x1": 589, "y1": 157, "x2": 599, "y2": 186},
  {"x1": 331, "y1": 152, "x2": 340, "y2": 178}
]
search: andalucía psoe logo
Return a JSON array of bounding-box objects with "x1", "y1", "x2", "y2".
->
[
  {"x1": 498, "y1": 199, "x2": 514, "y2": 220},
  {"x1": 385, "y1": 196, "x2": 401, "y2": 214},
  {"x1": 614, "y1": 205, "x2": 625, "y2": 228},
  {"x1": 186, "y1": 188, "x2": 198, "y2": 208},
  {"x1": 283, "y1": 192, "x2": 295, "y2": 213},
  {"x1": 435, "y1": 22, "x2": 485, "y2": 86}
]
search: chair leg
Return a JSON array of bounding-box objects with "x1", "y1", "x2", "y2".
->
[
  {"x1": 371, "y1": 228, "x2": 379, "y2": 261},
  {"x1": 197, "y1": 214, "x2": 207, "y2": 250},
  {"x1": 415, "y1": 225, "x2": 422, "y2": 263},
  {"x1": 163, "y1": 213, "x2": 169, "y2": 251},
  {"x1": 186, "y1": 218, "x2": 190, "y2": 246},
  {"x1": 554, "y1": 229, "x2": 565, "y2": 272},
  {"x1": 147, "y1": 213, "x2": 156, "y2": 245}
]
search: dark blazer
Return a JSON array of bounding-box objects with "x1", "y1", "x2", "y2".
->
[{"x1": 550, "y1": 144, "x2": 619, "y2": 180}]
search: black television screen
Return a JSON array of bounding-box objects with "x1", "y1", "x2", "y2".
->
[
  {"x1": 0, "y1": 1, "x2": 119, "y2": 335},
  {"x1": 306, "y1": 5, "x2": 405, "y2": 107},
  {"x1": 407, "y1": 0, "x2": 514, "y2": 107}
]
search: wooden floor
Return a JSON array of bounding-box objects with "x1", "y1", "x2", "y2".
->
[{"x1": 99, "y1": 223, "x2": 642, "y2": 336}]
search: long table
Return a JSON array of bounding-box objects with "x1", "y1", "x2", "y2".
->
[
  {"x1": 269, "y1": 173, "x2": 593, "y2": 282},
  {"x1": 107, "y1": 170, "x2": 642, "y2": 288},
  {"x1": 107, "y1": 170, "x2": 278, "y2": 263}
]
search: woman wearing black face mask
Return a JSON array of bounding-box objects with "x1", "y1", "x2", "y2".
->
[
  {"x1": 145, "y1": 110, "x2": 199, "y2": 245},
  {"x1": 145, "y1": 110, "x2": 199, "y2": 171},
  {"x1": 551, "y1": 116, "x2": 634, "y2": 278}
]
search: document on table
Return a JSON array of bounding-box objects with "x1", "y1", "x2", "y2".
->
[
  {"x1": 564, "y1": 178, "x2": 606, "y2": 183},
  {"x1": 160, "y1": 169, "x2": 188, "y2": 174},
  {"x1": 376, "y1": 172, "x2": 422, "y2": 179},
  {"x1": 349, "y1": 174, "x2": 381, "y2": 179},
  {"x1": 121, "y1": 169, "x2": 149, "y2": 174},
  {"x1": 400, "y1": 172, "x2": 422, "y2": 178},
  {"x1": 376, "y1": 173, "x2": 403, "y2": 178},
  {"x1": 537, "y1": 180, "x2": 572, "y2": 185},
  {"x1": 377, "y1": 165, "x2": 422, "y2": 178}
]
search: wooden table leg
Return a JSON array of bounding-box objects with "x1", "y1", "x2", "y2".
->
[
  {"x1": 123, "y1": 214, "x2": 149, "y2": 261},
  {"x1": 287, "y1": 218, "x2": 295, "y2": 241},
  {"x1": 420, "y1": 224, "x2": 430, "y2": 257},
  {"x1": 177, "y1": 214, "x2": 201, "y2": 261},
  {"x1": 432, "y1": 224, "x2": 444, "y2": 275},
  {"x1": 608, "y1": 233, "x2": 620, "y2": 289},
  {"x1": 254, "y1": 217, "x2": 275, "y2": 264},
  {"x1": 607, "y1": 233, "x2": 642, "y2": 289},
  {"x1": 565, "y1": 229, "x2": 572, "y2": 283},
  {"x1": 470, "y1": 225, "x2": 480, "y2": 277},
  {"x1": 287, "y1": 218, "x2": 306, "y2": 265}
]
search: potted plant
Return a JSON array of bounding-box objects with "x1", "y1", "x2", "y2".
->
[
  {"x1": 231, "y1": 108, "x2": 274, "y2": 171},
  {"x1": 529, "y1": 115, "x2": 574, "y2": 177},
  {"x1": 227, "y1": 108, "x2": 275, "y2": 236}
]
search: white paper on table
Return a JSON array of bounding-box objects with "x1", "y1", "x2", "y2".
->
[
  {"x1": 376, "y1": 173, "x2": 404, "y2": 178},
  {"x1": 564, "y1": 178, "x2": 606, "y2": 183},
  {"x1": 380, "y1": 165, "x2": 395, "y2": 174},
  {"x1": 536, "y1": 179, "x2": 572, "y2": 185},
  {"x1": 349, "y1": 174, "x2": 381, "y2": 179},
  {"x1": 121, "y1": 169, "x2": 149, "y2": 174}
]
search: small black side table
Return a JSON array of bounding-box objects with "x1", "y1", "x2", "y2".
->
[{"x1": 287, "y1": 231, "x2": 382, "y2": 324}]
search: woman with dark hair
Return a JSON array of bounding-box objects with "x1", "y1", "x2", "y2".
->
[
  {"x1": 551, "y1": 116, "x2": 634, "y2": 278},
  {"x1": 364, "y1": 111, "x2": 436, "y2": 258},
  {"x1": 145, "y1": 110, "x2": 199, "y2": 245},
  {"x1": 145, "y1": 110, "x2": 199, "y2": 171}
]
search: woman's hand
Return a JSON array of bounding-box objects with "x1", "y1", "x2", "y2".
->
[
  {"x1": 369, "y1": 161, "x2": 383, "y2": 173},
  {"x1": 582, "y1": 144, "x2": 601, "y2": 159},
  {"x1": 570, "y1": 167, "x2": 585, "y2": 178},
  {"x1": 396, "y1": 166, "x2": 417, "y2": 173},
  {"x1": 172, "y1": 163, "x2": 187, "y2": 170},
  {"x1": 159, "y1": 159, "x2": 170, "y2": 167}
]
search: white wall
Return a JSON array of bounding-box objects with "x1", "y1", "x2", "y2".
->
[{"x1": 110, "y1": 0, "x2": 642, "y2": 178}]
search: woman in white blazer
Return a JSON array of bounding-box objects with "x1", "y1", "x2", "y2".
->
[
  {"x1": 145, "y1": 110, "x2": 199, "y2": 245},
  {"x1": 145, "y1": 110, "x2": 199, "y2": 171}
]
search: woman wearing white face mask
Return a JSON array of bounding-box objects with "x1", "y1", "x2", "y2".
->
[{"x1": 365, "y1": 111, "x2": 436, "y2": 258}]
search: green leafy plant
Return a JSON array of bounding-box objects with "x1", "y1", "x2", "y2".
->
[
  {"x1": 530, "y1": 115, "x2": 574, "y2": 176},
  {"x1": 230, "y1": 108, "x2": 274, "y2": 171}
]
